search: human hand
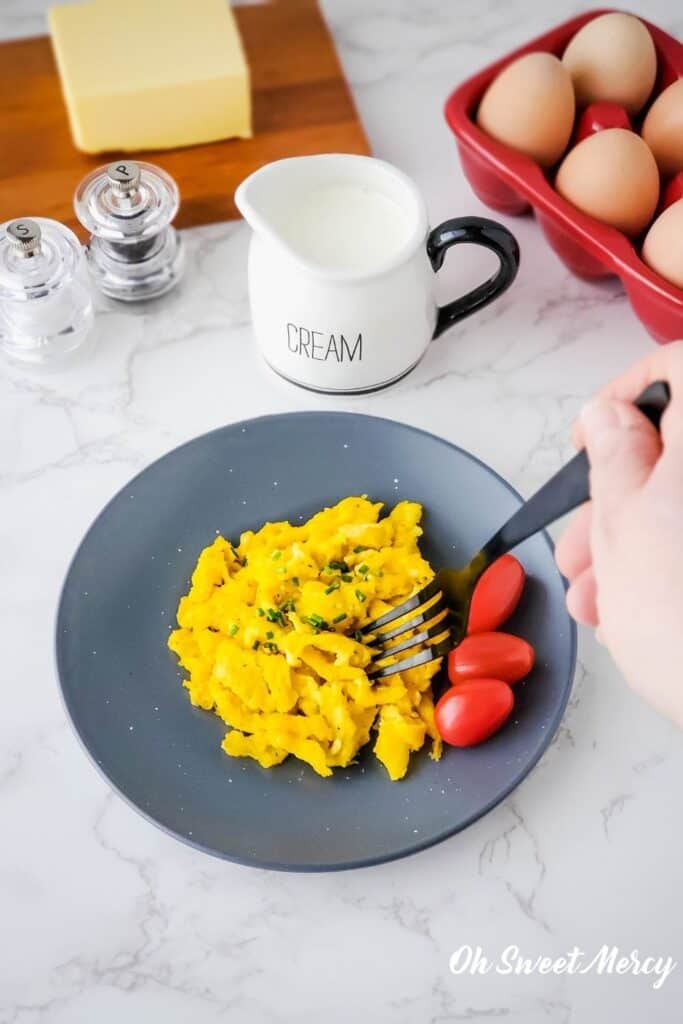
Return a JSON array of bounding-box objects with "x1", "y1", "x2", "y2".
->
[{"x1": 555, "y1": 341, "x2": 683, "y2": 728}]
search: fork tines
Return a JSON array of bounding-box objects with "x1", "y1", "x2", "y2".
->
[
  {"x1": 362, "y1": 577, "x2": 442, "y2": 633},
  {"x1": 367, "y1": 634, "x2": 452, "y2": 678},
  {"x1": 365, "y1": 584, "x2": 451, "y2": 678}
]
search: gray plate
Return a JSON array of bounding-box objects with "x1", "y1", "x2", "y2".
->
[{"x1": 56, "y1": 412, "x2": 576, "y2": 871}]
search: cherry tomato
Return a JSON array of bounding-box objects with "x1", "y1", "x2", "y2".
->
[
  {"x1": 435, "y1": 678, "x2": 514, "y2": 747},
  {"x1": 448, "y1": 631, "x2": 535, "y2": 685},
  {"x1": 467, "y1": 554, "x2": 525, "y2": 634}
]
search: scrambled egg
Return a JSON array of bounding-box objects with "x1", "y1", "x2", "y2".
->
[{"x1": 168, "y1": 497, "x2": 443, "y2": 780}]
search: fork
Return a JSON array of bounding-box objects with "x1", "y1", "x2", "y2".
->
[{"x1": 365, "y1": 380, "x2": 670, "y2": 678}]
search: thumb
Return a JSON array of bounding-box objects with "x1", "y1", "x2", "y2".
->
[{"x1": 580, "y1": 396, "x2": 662, "y2": 513}]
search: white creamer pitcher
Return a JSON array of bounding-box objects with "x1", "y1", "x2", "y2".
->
[{"x1": 235, "y1": 154, "x2": 519, "y2": 394}]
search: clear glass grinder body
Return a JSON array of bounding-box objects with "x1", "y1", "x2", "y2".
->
[
  {"x1": 74, "y1": 160, "x2": 184, "y2": 302},
  {"x1": 0, "y1": 217, "x2": 94, "y2": 365}
]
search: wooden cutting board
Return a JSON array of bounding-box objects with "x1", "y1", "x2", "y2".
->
[{"x1": 0, "y1": 0, "x2": 370, "y2": 236}]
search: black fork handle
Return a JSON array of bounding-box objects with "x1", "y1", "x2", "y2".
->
[{"x1": 482, "y1": 380, "x2": 671, "y2": 563}]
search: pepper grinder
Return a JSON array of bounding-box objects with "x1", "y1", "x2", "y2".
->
[
  {"x1": 0, "y1": 217, "x2": 94, "y2": 365},
  {"x1": 74, "y1": 159, "x2": 184, "y2": 301}
]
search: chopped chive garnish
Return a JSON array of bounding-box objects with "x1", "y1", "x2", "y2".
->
[
  {"x1": 271, "y1": 550, "x2": 282, "y2": 560},
  {"x1": 291, "y1": 576, "x2": 300, "y2": 587},
  {"x1": 353, "y1": 545, "x2": 368, "y2": 554},
  {"x1": 257, "y1": 607, "x2": 265, "y2": 617},
  {"x1": 353, "y1": 630, "x2": 364, "y2": 642},
  {"x1": 266, "y1": 607, "x2": 285, "y2": 625},
  {"x1": 307, "y1": 613, "x2": 327, "y2": 629},
  {"x1": 324, "y1": 580, "x2": 341, "y2": 595},
  {"x1": 279, "y1": 599, "x2": 296, "y2": 613},
  {"x1": 266, "y1": 630, "x2": 274, "y2": 640},
  {"x1": 341, "y1": 574, "x2": 353, "y2": 583},
  {"x1": 326, "y1": 559, "x2": 349, "y2": 573},
  {"x1": 229, "y1": 624, "x2": 239, "y2": 636},
  {"x1": 333, "y1": 612, "x2": 347, "y2": 624},
  {"x1": 355, "y1": 589, "x2": 367, "y2": 602},
  {"x1": 358, "y1": 564, "x2": 369, "y2": 576},
  {"x1": 252, "y1": 640, "x2": 260, "y2": 650},
  {"x1": 263, "y1": 641, "x2": 279, "y2": 653}
]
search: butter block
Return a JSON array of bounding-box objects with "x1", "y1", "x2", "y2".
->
[{"x1": 48, "y1": 0, "x2": 251, "y2": 153}]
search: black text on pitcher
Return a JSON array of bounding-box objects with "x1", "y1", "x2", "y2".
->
[{"x1": 286, "y1": 324, "x2": 363, "y2": 362}]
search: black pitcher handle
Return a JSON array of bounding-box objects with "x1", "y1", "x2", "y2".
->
[{"x1": 427, "y1": 217, "x2": 520, "y2": 339}]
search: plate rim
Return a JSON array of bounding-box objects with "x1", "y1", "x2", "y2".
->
[{"x1": 55, "y1": 410, "x2": 577, "y2": 872}]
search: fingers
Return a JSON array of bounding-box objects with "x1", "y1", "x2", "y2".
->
[
  {"x1": 580, "y1": 397, "x2": 662, "y2": 516},
  {"x1": 556, "y1": 504, "x2": 599, "y2": 628},
  {"x1": 555, "y1": 502, "x2": 593, "y2": 580},
  {"x1": 566, "y1": 567, "x2": 599, "y2": 626},
  {"x1": 574, "y1": 340, "x2": 683, "y2": 449}
]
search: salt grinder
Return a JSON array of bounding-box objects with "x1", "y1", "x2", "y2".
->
[
  {"x1": 74, "y1": 159, "x2": 184, "y2": 301},
  {"x1": 0, "y1": 217, "x2": 94, "y2": 365}
]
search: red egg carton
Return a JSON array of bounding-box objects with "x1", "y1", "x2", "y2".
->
[{"x1": 444, "y1": 8, "x2": 683, "y2": 343}]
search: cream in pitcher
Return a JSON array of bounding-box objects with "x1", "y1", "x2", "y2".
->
[{"x1": 236, "y1": 154, "x2": 519, "y2": 393}]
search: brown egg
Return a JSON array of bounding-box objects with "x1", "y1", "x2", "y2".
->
[
  {"x1": 642, "y1": 199, "x2": 683, "y2": 289},
  {"x1": 562, "y1": 13, "x2": 657, "y2": 115},
  {"x1": 642, "y1": 79, "x2": 683, "y2": 178},
  {"x1": 476, "y1": 52, "x2": 575, "y2": 167},
  {"x1": 555, "y1": 129, "x2": 660, "y2": 237}
]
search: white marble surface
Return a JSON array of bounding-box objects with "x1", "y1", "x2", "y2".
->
[{"x1": 2, "y1": 1, "x2": 683, "y2": 1021}]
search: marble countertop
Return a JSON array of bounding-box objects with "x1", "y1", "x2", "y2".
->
[{"x1": 2, "y1": 2, "x2": 682, "y2": 1021}]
